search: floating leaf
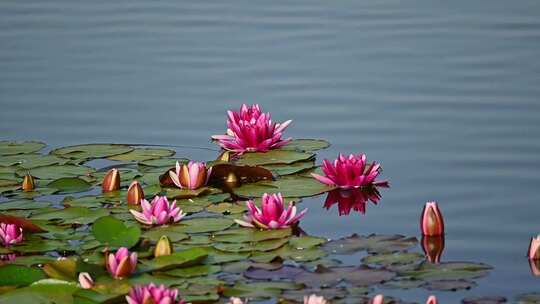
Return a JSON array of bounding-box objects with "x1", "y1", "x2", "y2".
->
[
  {"x1": 0, "y1": 265, "x2": 46, "y2": 286},
  {"x1": 213, "y1": 227, "x2": 292, "y2": 243},
  {"x1": 20, "y1": 164, "x2": 95, "y2": 180},
  {"x1": 0, "y1": 154, "x2": 68, "y2": 169},
  {"x1": 165, "y1": 265, "x2": 221, "y2": 278},
  {"x1": 209, "y1": 163, "x2": 274, "y2": 185},
  {"x1": 206, "y1": 202, "x2": 246, "y2": 215},
  {"x1": 281, "y1": 139, "x2": 330, "y2": 152},
  {"x1": 0, "y1": 279, "x2": 78, "y2": 304},
  {"x1": 47, "y1": 177, "x2": 92, "y2": 193},
  {"x1": 289, "y1": 236, "x2": 327, "y2": 249},
  {"x1": 244, "y1": 265, "x2": 304, "y2": 280},
  {"x1": 234, "y1": 176, "x2": 334, "y2": 198},
  {"x1": 42, "y1": 258, "x2": 77, "y2": 281},
  {"x1": 0, "y1": 141, "x2": 45, "y2": 156},
  {"x1": 223, "y1": 282, "x2": 302, "y2": 298},
  {"x1": 0, "y1": 200, "x2": 53, "y2": 211},
  {"x1": 362, "y1": 252, "x2": 425, "y2": 267},
  {"x1": 400, "y1": 261, "x2": 492, "y2": 281},
  {"x1": 236, "y1": 150, "x2": 315, "y2": 166},
  {"x1": 50, "y1": 144, "x2": 134, "y2": 160},
  {"x1": 425, "y1": 279, "x2": 476, "y2": 291},
  {"x1": 294, "y1": 265, "x2": 395, "y2": 288},
  {"x1": 31, "y1": 207, "x2": 109, "y2": 225},
  {"x1": 213, "y1": 238, "x2": 288, "y2": 253},
  {"x1": 92, "y1": 216, "x2": 141, "y2": 248},
  {"x1": 263, "y1": 161, "x2": 316, "y2": 176},
  {"x1": 322, "y1": 234, "x2": 417, "y2": 255},
  {"x1": 141, "y1": 248, "x2": 208, "y2": 271},
  {"x1": 108, "y1": 148, "x2": 175, "y2": 162},
  {"x1": 176, "y1": 217, "x2": 234, "y2": 234},
  {"x1": 142, "y1": 226, "x2": 189, "y2": 242},
  {"x1": 462, "y1": 296, "x2": 508, "y2": 304},
  {"x1": 139, "y1": 158, "x2": 188, "y2": 168}
]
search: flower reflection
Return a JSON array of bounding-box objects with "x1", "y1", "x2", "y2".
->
[
  {"x1": 421, "y1": 235, "x2": 445, "y2": 263},
  {"x1": 529, "y1": 259, "x2": 540, "y2": 276},
  {"x1": 323, "y1": 186, "x2": 385, "y2": 216}
]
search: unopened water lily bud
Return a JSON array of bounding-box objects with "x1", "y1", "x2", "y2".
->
[
  {"x1": 154, "y1": 235, "x2": 173, "y2": 257},
  {"x1": 528, "y1": 235, "x2": 540, "y2": 260},
  {"x1": 370, "y1": 295, "x2": 384, "y2": 304},
  {"x1": 102, "y1": 169, "x2": 120, "y2": 192},
  {"x1": 127, "y1": 181, "x2": 144, "y2": 205},
  {"x1": 22, "y1": 174, "x2": 35, "y2": 192},
  {"x1": 420, "y1": 201, "x2": 444, "y2": 236},
  {"x1": 78, "y1": 272, "x2": 94, "y2": 289}
]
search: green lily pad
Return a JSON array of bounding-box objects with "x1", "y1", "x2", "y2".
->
[
  {"x1": 206, "y1": 202, "x2": 246, "y2": 214},
  {"x1": 141, "y1": 248, "x2": 208, "y2": 271},
  {"x1": 294, "y1": 265, "x2": 395, "y2": 288},
  {"x1": 0, "y1": 141, "x2": 45, "y2": 156},
  {"x1": 47, "y1": 177, "x2": 92, "y2": 193},
  {"x1": 274, "y1": 245, "x2": 328, "y2": 262},
  {"x1": 236, "y1": 150, "x2": 315, "y2": 166},
  {"x1": 462, "y1": 296, "x2": 507, "y2": 304},
  {"x1": 139, "y1": 158, "x2": 188, "y2": 168},
  {"x1": 50, "y1": 144, "x2": 134, "y2": 160},
  {"x1": 0, "y1": 200, "x2": 53, "y2": 210},
  {"x1": 213, "y1": 227, "x2": 292, "y2": 243},
  {"x1": 400, "y1": 261, "x2": 492, "y2": 281},
  {"x1": 322, "y1": 234, "x2": 418, "y2": 255},
  {"x1": 20, "y1": 164, "x2": 95, "y2": 180},
  {"x1": 362, "y1": 252, "x2": 425, "y2": 267},
  {"x1": 31, "y1": 207, "x2": 109, "y2": 224},
  {"x1": 165, "y1": 265, "x2": 221, "y2": 278},
  {"x1": 234, "y1": 176, "x2": 334, "y2": 198},
  {"x1": 92, "y1": 216, "x2": 141, "y2": 248},
  {"x1": 142, "y1": 226, "x2": 189, "y2": 242},
  {"x1": 176, "y1": 217, "x2": 235, "y2": 234},
  {"x1": 108, "y1": 148, "x2": 175, "y2": 162},
  {"x1": 0, "y1": 154, "x2": 69, "y2": 169},
  {"x1": 213, "y1": 238, "x2": 288, "y2": 253},
  {"x1": 0, "y1": 265, "x2": 46, "y2": 286},
  {"x1": 223, "y1": 282, "x2": 303, "y2": 298},
  {"x1": 42, "y1": 258, "x2": 77, "y2": 281},
  {"x1": 263, "y1": 161, "x2": 316, "y2": 176},
  {"x1": 281, "y1": 139, "x2": 331, "y2": 152},
  {"x1": 0, "y1": 279, "x2": 79, "y2": 304},
  {"x1": 289, "y1": 236, "x2": 327, "y2": 249}
]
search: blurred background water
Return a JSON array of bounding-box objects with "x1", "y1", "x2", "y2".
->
[{"x1": 1, "y1": 0, "x2": 540, "y2": 301}]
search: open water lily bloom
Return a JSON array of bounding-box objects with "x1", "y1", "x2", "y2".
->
[
  {"x1": 169, "y1": 161, "x2": 211, "y2": 190},
  {"x1": 106, "y1": 247, "x2": 137, "y2": 279},
  {"x1": 130, "y1": 195, "x2": 186, "y2": 226},
  {"x1": 212, "y1": 104, "x2": 292, "y2": 153},
  {"x1": 235, "y1": 193, "x2": 307, "y2": 229},
  {"x1": 126, "y1": 283, "x2": 185, "y2": 304},
  {"x1": 0, "y1": 223, "x2": 23, "y2": 247},
  {"x1": 312, "y1": 153, "x2": 389, "y2": 189}
]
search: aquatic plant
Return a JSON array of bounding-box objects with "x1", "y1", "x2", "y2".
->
[
  {"x1": 130, "y1": 196, "x2": 185, "y2": 226},
  {"x1": 235, "y1": 193, "x2": 307, "y2": 229},
  {"x1": 0, "y1": 223, "x2": 23, "y2": 247},
  {"x1": 169, "y1": 161, "x2": 211, "y2": 190},
  {"x1": 420, "y1": 201, "x2": 445, "y2": 236},
  {"x1": 21, "y1": 173, "x2": 35, "y2": 192},
  {"x1": 304, "y1": 294, "x2": 327, "y2": 304},
  {"x1": 78, "y1": 272, "x2": 94, "y2": 289},
  {"x1": 101, "y1": 168, "x2": 120, "y2": 192},
  {"x1": 311, "y1": 153, "x2": 388, "y2": 189},
  {"x1": 154, "y1": 235, "x2": 173, "y2": 257},
  {"x1": 106, "y1": 247, "x2": 138, "y2": 279},
  {"x1": 212, "y1": 104, "x2": 292, "y2": 153},
  {"x1": 528, "y1": 235, "x2": 540, "y2": 260},
  {"x1": 126, "y1": 284, "x2": 185, "y2": 304},
  {"x1": 127, "y1": 180, "x2": 144, "y2": 205}
]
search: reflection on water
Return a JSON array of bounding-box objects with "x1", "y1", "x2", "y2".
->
[
  {"x1": 422, "y1": 235, "x2": 445, "y2": 264},
  {"x1": 323, "y1": 186, "x2": 386, "y2": 216}
]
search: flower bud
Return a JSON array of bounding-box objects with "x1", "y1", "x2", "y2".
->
[
  {"x1": 102, "y1": 169, "x2": 120, "y2": 192},
  {"x1": 78, "y1": 272, "x2": 94, "y2": 289},
  {"x1": 420, "y1": 201, "x2": 444, "y2": 236},
  {"x1": 426, "y1": 296, "x2": 438, "y2": 304},
  {"x1": 127, "y1": 181, "x2": 144, "y2": 205},
  {"x1": 217, "y1": 151, "x2": 232, "y2": 162},
  {"x1": 154, "y1": 235, "x2": 173, "y2": 257},
  {"x1": 224, "y1": 172, "x2": 240, "y2": 188},
  {"x1": 529, "y1": 259, "x2": 540, "y2": 276},
  {"x1": 370, "y1": 295, "x2": 384, "y2": 304},
  {"x1": 421, "y1": 235, "x2": 445, "y2": 263},
  {"x1": 22, "y1": 174, "x2": 35, "y2": 192},
  {"x1": 528, "y1": 235, "x2": 540, "y2": 260}
]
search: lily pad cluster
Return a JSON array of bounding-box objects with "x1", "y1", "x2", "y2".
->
[{"x1": 0, "y1": 140, "x2": 494, "y2": 303}]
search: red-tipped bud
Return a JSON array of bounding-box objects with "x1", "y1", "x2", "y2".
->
[
  {"x1": 426, "y1": 296, "x2": 437, "y2": 304},
  {"x1": 127, "y1": 181, "x2": 144, "y2": 205},
  {"x1": 22, "y1": 174, "x2": 35, "y2": 192},
  {"x1": 422, "y1": 235, "x2": 445, "y2": 263},
  {"x1": 420, "y1": 201, "x2": 444, "y2": 236},
  {"x1": 528, "y1": 235, "x2": 540, "y2": 260},
  {"x1": 102, "y1": 169, "x2": 120, "y2": 192}
]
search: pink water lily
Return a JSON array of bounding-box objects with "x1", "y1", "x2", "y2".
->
[
  {"x1": 130, "y1": 196, "x2": 186, "y2": 226},
  {"x1": 235, "y1": 193, "x2": 307, "y2": 229},
  {"x1": 106, "y1": 247, "x2": 137, "y2": 279},
  {"x1": 312, "y1": 153, "x2": 389, "y2": 189},
  {"x1": 304, "y1": 295, "x2": 327, "y2": 304},
  {"x1": 126, "y1": 283, "x2": 185, "y2": 304},
  {"x1": 169, "y1": 161, "x2": 212, "y2": 190},
  {"x1": 212, "y1": 104, "x2": 292, "y2": 153},
  {"x1": 0, "y1": 223, "x2": 23, "y2": 247}
]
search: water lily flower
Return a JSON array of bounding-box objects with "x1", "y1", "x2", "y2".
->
[
  {"x1": 126, "y1": 283, "x2": 185, "y2": 304},
  {"x1": 311, "y1": 153, "x2": 389, "y2": 189},
  {"x1": 169, "y1": 161, "x2": 212, "y2": 190},
  {"x1": 420, "y1": 201, "x2": 445, "y2": 236},
  {"x1": 130, "y1": 196, "x2": 185, "y2": 226},
  {"x1": 323, "y1": 187, "x2": 382, "y2": 216},
  {"x1": 528, "y1": 235, "x2": 540, "y2": 260},
  {"x1": 304, "y1": 294, "x2": 327, "y2": 304},
  {"x1": 370, "y1": 295, "x2": 384, "y2": 304},
  {"x1": 0, "y1": 223, "x2": 23, "y2": 247},
  {"x1": 78, "y1": 272, "x2": 94, "y2": 289},
  {"x1": 228, "y1": 297, "x2": 247, "y2": 304},
  {"x1": 421, "y1": 235, "x2": 445, "y2": 263},
  {"x1": 22, "y1": 173, "x2": 35, "y2": 192},
  {"x1": 102, "y1": 168, "x2": 120, "y2": 192},
  {"x1": 127, "y1": 180, "x2": 144, "y2": 205},
  {"x1": 234, "y1": 193, "x2": 307, "y2": 229},
  {"x1": 0, "y1": 254, "x2": 16, "y2": 263},
  {"x1": 426, "y1": 296, "x2": 438, "y2": 304},
  {"x1": 154, "y1": 235, "x2": 173, "y2": 257},
  {"x1": 212, "y1": 104, "x2": 292, "y2": 153},
  {"x1": 106, "y1": 247, "x2": 137, "y2": 279}
]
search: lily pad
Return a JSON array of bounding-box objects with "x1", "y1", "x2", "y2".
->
[
  {"x1": 294, "y1": 265, "x2": 395, "y2": 288},
  {"x1": 462, "y1": 296, "x2": 507, "y2": 304},
  {"x1": 176, "y1": 217, "x2": 235, "y2": 234},
  {"x1": 0, "y1": 141, "x2": 45, "y2": 156},
  {"x1": 263, "y1": 161, "x2": 316, "y2": 176},
  {"x1": 47, "y1": 177, "x2": 92, "y2": 193},
  {"x1": 92, "y1": 216, "x2": 141, "y2": 248},
  {"x1": 236, "y1": 150, "x2": 315, "y2": 166},
  {"x1": 50, "y1": 144, "x2": 134, "y2": 160},
  {"x1": 0, "y1": 200, "x2": 53, "y2": 211},
  {"x1": 142, "y1": 226, "x2": 189, "y2": 242},
  {"x1": 400, "y1": 261, "x2": 492, "y2": 281},
  {"x1": 20, "y1": 164, "x2": 95, "y2": 180},
  {"x1": 281, "y1": 139, "x2": 330, "y2": 152},
  {"x1": 141, "y1": 248, "x2": 208, "y2": 271},
  {"x1": 223, "y1": 282, "x2": 302, "y2": 298},
  {"x1": 108, "y1": 148, "x2": 175, "y2": 162},
  {"x1": 0, "y1": 154, "x2": 69, "y2": 169},
  {"x1": 322, "y1": 234, "x2": 418, "y2": 255},
  {"x1": 213, "y1": 227, "x2": 292, "y2": 243},
  {"x1": 31, "y1": 207, "x2": 109, "y2": 225},
  {"x1": 0, "y1": 264, "x2": 46, "y2": 286},
  {"x1": 234, "y1": 176, "x2": 334, "y2": 198},
  {"x1": 0, "y1": 279, "x2": 78, "y2": 304},
  {"x1": 362, "y1": 252, "x2": 425, "y2": 267}
]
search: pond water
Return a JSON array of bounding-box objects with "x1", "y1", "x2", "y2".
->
[{"x1": 1, "y1": 0, "x2": 540, "y2": 302}]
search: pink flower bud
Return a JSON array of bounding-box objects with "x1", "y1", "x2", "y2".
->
[
  {"x1": 102, "y1": 168, "x2": 120, "y2": 192},
  {"x1": 420, "y1": 201, "x2": 445, "y2": 236}
]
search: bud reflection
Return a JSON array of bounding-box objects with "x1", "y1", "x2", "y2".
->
[{"x1": 421, "y1": 235, "x2": 445, "y2": 263}]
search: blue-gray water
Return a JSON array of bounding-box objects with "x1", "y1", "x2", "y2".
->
[{"x1": 1, "y1": 0, "x2": 540, "y2": 301}]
